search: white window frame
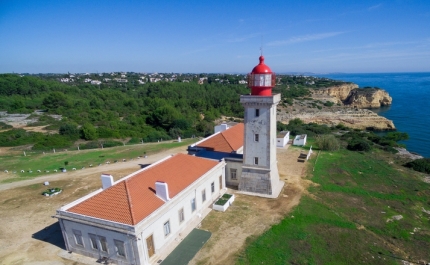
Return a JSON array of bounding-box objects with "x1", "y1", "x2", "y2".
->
[
  {"x1": 202, "y1": 189, "x2": 206, "y2": 202},
  {"x1": 230, "y1": 168, "x2": 237, "y2": 180},
  {"x1": 191, "y1": 198, "x2": 196, "y2": 212},
  {"x1": 72, "y1": 229, "x2": 84, "y2": 247},
  {"x1": 163, "y1": 220, "x2": 171, "y2": 236},
  {"x1": 98, "y1": 236, "x2": 108, "y2": 253},
  {"x1": 178, "y1": 208, "x2": 185, "y2": 223},
  {"x1": 89, "y1": 233, "x2": 98, "y2": 250},
  {"x1": 114, "y1": 239, "x2": 126, "y2": 258}
]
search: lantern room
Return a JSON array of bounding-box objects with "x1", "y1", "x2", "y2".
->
[{"x1": 247, "y1": 55, "x2": 276, "y2": 96}]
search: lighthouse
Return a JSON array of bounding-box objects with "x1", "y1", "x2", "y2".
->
[{"x1": 238, "y1": 55, "x2": 283, "y2": 197}]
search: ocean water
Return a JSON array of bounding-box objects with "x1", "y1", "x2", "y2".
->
[{"x1": 317, "y1": 73, "x2": 430, "y2": 158}]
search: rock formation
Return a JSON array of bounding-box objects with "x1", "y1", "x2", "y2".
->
[
  {"x1": 312, "y1": 84, "x2": 392, "y2": 108},
  {"x1": 278, "y1": 108, "x2": 396, "y2": 131}
]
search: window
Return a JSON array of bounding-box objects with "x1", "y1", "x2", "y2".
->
[
  {"x1": 163, "y1": 221, "x2": 171, "y2": 236},
  {"x1": 202, "y1": 189, "x2": 206, "y2": 202},
  {"x1": 178, "y1": 208, "x2": 184, "y2": 223},
  {"x1": 254, "y1": 157, "x2": 259, "y2": 165},
  {"x1": 191, "y1": 198, "x2": 196, "y2": 212},
  {"x1": 72, "y1": 229, "x2": 83, "y2": 246},
  {"x1": 230, "y1": 168, "x2": 237, "y2": 180},
  {"x1": 255, "y1": 109, "x2": 260, "y2": 117},
  {"x1": 211, "y1": 182, "x2": 215, "y2": 193},
  {"x1": 254, "y1": 134, "x2": 259, "y2": 142},
  {"x1": 89, "y1": 234, "x2": 98, "y2": 250},
  {"x1": 98, "y1": 236, "x2": 108, "y2": 252},
  {"x1": 114, "y1": 239, "x2": 126, "y2": 257}
]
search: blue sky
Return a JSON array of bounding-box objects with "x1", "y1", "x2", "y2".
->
[{"x1": 1, "y1": 0, "x2": 429, "y2": 73}]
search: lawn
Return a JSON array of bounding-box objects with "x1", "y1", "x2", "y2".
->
[
  {"x1": 0, "y1": 139, "x2": 193, "y2": 183},
  {"x1": 237, "y1": 149, "x2": 430, "y2": 265}
]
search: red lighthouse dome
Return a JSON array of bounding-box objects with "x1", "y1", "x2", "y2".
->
[{"x1": 247, "y1": 55, "x2": 276, "y2": 96}]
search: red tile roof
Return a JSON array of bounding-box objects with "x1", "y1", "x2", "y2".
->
[
  {"x1": 67, "y1": 153, "x2": 219, "y2": 225},
  {"x1": 196, "y1": 123, "x2": 244, "y2": 153}
]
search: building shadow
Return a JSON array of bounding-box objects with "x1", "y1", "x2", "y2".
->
[{"x1": 32, "y1": 221, "x2": 66, "y2": 250}]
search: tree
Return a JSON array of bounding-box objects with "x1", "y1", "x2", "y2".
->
[
  {"x1": 347, "y1": 139, "x2": 371, "y2": 152},
  {"x1": 80, "y1": 123, "x2": 98, "y2": 140},
  {"x1": 43, "y1": 91, "x2": 69, "y2": 110},
  {"x1": 59, "y1": 123, "x2": 79, "y2": 140},
  {"x1": 316, "y1": 135, "x2": 340, "y2": 151}
]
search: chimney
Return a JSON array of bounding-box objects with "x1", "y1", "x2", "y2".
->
[
  {"x1": 155, "y1": 181, "x2": 170, "y2": 202},
  {"x1": 101, "y1": 174, "x2": 114, "y2": 189}
]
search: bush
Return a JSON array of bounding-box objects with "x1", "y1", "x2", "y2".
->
[
  {"x1": 78, "y1": 141, "x2": 100, "y2": 150},
  {"x1": 347, "y1": 139, "x2": 371, "y2": 152},
  {"x1": 335, "y1": 123, "x2": 348, "y2": 130},
  {"x1": 101, "y1": 141, "x2": 123, "y2": 148},
  {"x1": 404, "y1": 158, "x2": 430, "y2": 174},
  {"x1": 316, "y1": 135, "x2": 340, "y2": 151}
]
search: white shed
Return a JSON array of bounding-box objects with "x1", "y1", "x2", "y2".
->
[
  {"x1": 293, "y1": 134, "x2": 307, "y2": 146},
  {"x1": 276, "y1": 131, "x2": 290, "y2": 147}
]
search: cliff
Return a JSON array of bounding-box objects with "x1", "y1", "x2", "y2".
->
[
  {"x1": 312, "y1": 84, "x2": 392, "y2": 108},
  {"x1": 278, "y1": 108, "x2": 395, "y2": 131}
]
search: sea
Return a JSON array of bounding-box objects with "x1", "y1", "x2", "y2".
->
[{"x1": 316, "y1": 73, "x2": 430, "y2": 158}]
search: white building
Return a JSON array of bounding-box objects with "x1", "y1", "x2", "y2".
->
[
  {"x1": 293, "y1": 134, "x2": 307, "y2": 146},
  {"x1": 276, "y1": 131, "x2": 290, "y2": 147},
  {"x1": 56, "y1": 154, "x2": 226, "y2": 265}
]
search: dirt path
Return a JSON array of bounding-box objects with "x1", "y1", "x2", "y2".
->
[{"x1": 189, "y1": 146, "x2": 312, "y2": 265}]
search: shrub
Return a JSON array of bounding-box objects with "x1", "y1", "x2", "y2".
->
[
  {"x1": 347, "y1": 139, "x2": 371, "y2": 152},
  {"x1": 404, "y1": 158, "x2": 430, "y2": 174},
  {"x1": 324, "y1": 101, "x2": 334, "y2": 107},
  {"x1": 316, "y1": 135, "x2": 340, "y2": 151}
]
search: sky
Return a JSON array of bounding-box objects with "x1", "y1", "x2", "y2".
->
[{"x1": 1, "y1": 0, "x2": 430, "y2": 74}]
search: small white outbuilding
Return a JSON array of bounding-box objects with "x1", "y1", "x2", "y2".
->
[
  {"x1": 276, "y1": 131, "x2": 290, "y2": 147},
  {"x1": 293, "y1": 134, "x2": 307, "y2": 146}
]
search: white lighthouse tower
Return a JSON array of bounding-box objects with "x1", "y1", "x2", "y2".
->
[{"x1": 238, "y1": 55, "x2": 283, "y2": 198}]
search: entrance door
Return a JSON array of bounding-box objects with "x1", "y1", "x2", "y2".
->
[
  {"x1": 146, "y1": 235, "x2": 154, "y2": 258},
  {"x1": 219, "y1": 175, "x2": 223, "y2": 189}
]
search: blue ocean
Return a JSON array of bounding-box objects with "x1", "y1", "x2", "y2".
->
[{"x1": 317, "y1": 73, "x2": 430, "y2": 158}]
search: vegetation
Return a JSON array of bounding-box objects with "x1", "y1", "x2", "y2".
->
[
  {"x1": 0, "y1": 73, "x2": 350, "y2": 151},
  {"x1": 237, "y1": 149, "x2": 430, "y2": 264},
  {"x1": 404, "y1": 158, "x2": 430, "y2": 174},
  {"x1": 0, "y1": 139, "x2": 193, "y2": 182},
  {"x1": 315, "y1": 134, "x2": 340, "y2": 151}
]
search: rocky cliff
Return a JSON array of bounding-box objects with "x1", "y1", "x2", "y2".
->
[
  {"x1": 278, "y1": 108, "x2": 396, "y2": 131},
  {"x1": 312, "y1": 84, "x2": 392, "y2": 108}
]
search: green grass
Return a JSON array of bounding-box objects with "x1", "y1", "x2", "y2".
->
[
  {"x1": 237, "y1": 148, "x2": 430, "y2": 265},
  {"x1": 0, "y1": 139, "x2": 193, "y2": 183}
]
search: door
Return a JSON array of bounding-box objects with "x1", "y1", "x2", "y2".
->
[
  {"x1": 146, "y1": 235, "x2": 154, "y2": 258},
  {"x1": 219, "y1": 175, "x2": 223, "y2": 189}
]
